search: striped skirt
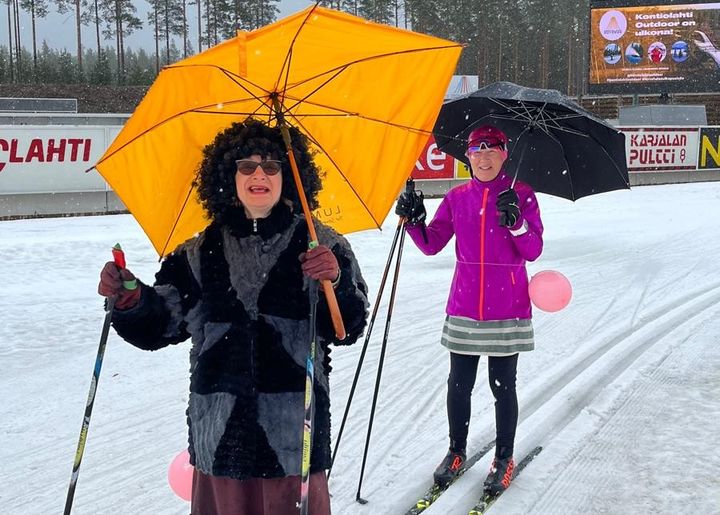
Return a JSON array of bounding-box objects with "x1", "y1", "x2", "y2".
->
[{"x1": 441, "y1": 315, "x2": 534, "y2": 356}]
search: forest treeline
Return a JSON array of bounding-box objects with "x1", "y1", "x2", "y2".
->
[{"x1": 2, "y1": 0, "x2": 589, "y2": 94}]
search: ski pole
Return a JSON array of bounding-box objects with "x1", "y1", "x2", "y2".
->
[
  {"x1": 298, "y1": 279, "x2": 320, "y2": 515},
  {"x1": 63, "y1": 243, "x2": 131, "y2": 515},
  {"x1": 355, "y1": 222, "x2": 408, "y2": 504},
  {"x1": 328, "y1": 218, "x2": 405, "y2": 480}
]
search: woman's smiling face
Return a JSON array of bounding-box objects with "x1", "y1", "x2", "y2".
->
[
  {"x1": 234, "y1": 154, "x2": 283, "y2": 219},
  {"x1": 466, "y1": 144, "x2": 507, "y2": 182}
]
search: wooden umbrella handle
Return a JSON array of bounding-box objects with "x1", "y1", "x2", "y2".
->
[{"x1": 275, "y1": 110, "x2": 346, "y2": 340}]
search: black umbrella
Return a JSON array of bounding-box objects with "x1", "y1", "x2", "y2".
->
[{"x1": 433, "y1": 81, "x2": 630, "y2": 200}]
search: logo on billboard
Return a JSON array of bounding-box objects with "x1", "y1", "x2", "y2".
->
[
  {"x1": 648, "y1": 42, "x2": 667, "y2": 63},
  {"x1": 599, "y1": 10, "x2": 627, "y2": 41},
  {"x1": 603, "y1": 43, "x2": 622, "y2": 65},
  {"x1": 625, "y1": 42, "x2": 643, "y2": 65},
  {"x1": 671, "y1": 41, "x2": 689, "y2": 63}
]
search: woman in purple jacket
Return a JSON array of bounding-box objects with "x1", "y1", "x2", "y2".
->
[{"x1": 395, "y1": 125, "x2": 543, "y2": 495}]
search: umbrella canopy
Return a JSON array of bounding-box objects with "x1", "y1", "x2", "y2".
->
[
  {"x1": 433, "y1": 81, "x2": 629, "y2": 200},
  {"x1": 95, "y1": 5, "x2": 462, "y2": 256}
]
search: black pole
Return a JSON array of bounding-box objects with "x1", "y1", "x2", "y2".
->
[
  {"x1": 63, "y1": 296, "x2": 116, "y2": 515},
  {"x1": 328, "y1": 218, "x2": 405, "y2": 480},
  {"x1": 355, "y1": 223, "x2": 408, "y2": 504},
  {"x1": 298, "y1": 279, "x2": 320, "y2": 515}
]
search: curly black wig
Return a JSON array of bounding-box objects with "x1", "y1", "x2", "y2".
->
[{"x1": 194, "y1": 118, "x2": 323, "y2": 224}]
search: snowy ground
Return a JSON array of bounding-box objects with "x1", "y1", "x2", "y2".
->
[{"x1": 2, "y1": 181, "x2": 720, "y2": 514}]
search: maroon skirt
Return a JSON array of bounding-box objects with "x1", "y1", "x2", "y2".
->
[{"x1": 191, "y1": 470, "x2": 331, "y2": 515}]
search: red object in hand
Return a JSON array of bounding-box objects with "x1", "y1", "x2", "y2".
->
[
  {"x1": 112, "y1": 243, "x2": 126, "y2": 269},
  {"x1": 99, "y1": 243, "x2": 140, "y2": 310}
]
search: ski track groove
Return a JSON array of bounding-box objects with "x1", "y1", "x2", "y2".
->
[
  {"x1": 524, "y1": 316, "x2": 715, "y2": 514},
  {"x1": 424, "y1": 279, "x2": 720, "y2": 514},
  {"x1": 330, "y1": 351, "x2": 448, "y2": 499},
  {"x1": 519, "y1": 278, "x2": 720, "y2": 426}
]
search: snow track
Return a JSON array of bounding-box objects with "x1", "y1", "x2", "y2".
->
[{"x1": 3, "y1": 183, "x2": 720, "y2": 514}]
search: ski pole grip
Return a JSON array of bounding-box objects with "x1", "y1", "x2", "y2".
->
[
  {"x1": 405, "y1": 177, "x2": 415, "y2": 194},
  {"x1": 112, "y1": 243, "x2": 137, "y2": 290}
]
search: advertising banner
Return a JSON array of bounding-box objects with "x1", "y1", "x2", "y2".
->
[
  {"x1": 620, "y1": 126, "x2": 700, "y2": 171},
  {"x1": 411, "y1": 135, "x2": 455, "y2": 180},
  {"x1": 0, "y1": 126, "x2": 119, "y2": 194},
  {"x1": 589, "y1": 1, "x2": 720, "y2": 93},
  {"x1": 698, "y1": 127, "x2": 720, "y2": 169},
  {"x1": 414, "y1": 126, "x2": 719, "y2": 179}
]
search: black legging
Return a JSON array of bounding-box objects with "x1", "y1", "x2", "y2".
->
[{"x1": 446, "y1": 352, "x2": 518, "y2": 458}]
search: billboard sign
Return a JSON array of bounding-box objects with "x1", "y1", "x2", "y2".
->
[
  {"x1": 412, "y1": 136, "x2": 456, "y2": 180},
  {"x1": 589, "y1": 1, "x2": 720, "y2": 93},
  {"x1": 698, "y1": 127, "x2": 720, "y2": 169},
  {"x1": 620, "y1": 127, "x2": 700, "y2": 171},
  {"x1": 0, "y1": 126, "x2": 118, "y2": 194}
]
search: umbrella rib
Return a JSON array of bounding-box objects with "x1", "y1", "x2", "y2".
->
[
  {"x1": 487, "y1": 111, "x2": 590, "y2": 138},
  {"x1": 216, "y1": 67, "x2": 273, "y2": 106},
  {"x1": 166, "y1": 63, "x2": 272, "y2": 99},
  {"x1": 95, "y1": 68, "x2": 279, "y2": 166},
  {"x1": 489, "y1": 98, "x2": 592, "y2": 138},
  {"x1": 94, "y1": 104, "x2": 274, "y2": 167},
  {"x1": 274, "y1": 2, "x2": 320, "y2": 99},
  {"x1": 498, "y1": 104, "x2": 578, "y2": 200},
  {"x1": 539, "y1": 123, "x2": 578, "y2": 201},
  {"x1": 279, "y1": 96, "x2": 432, "y2": 136},
  {"x1": 584, "y1": 130, "x2": 631, "y2": 192},
  {"x1": 284, "y1": 66, "x2": 348, "y2": 113},
  {"x1": 285, "y1": 113, "x2": 383, "y2": 231},
  {"x1": 160, "y1": 180, "x2": 198, "y2": 258}
]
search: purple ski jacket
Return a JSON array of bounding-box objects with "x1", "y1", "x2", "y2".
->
[{"x1": 406, "y1": 172, "x2": 544, "y2": 321}]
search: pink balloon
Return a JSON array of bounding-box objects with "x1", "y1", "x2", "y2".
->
[
  {"x1": 528, "y1": 270, "x2": 572, "y2": 312},
  {"x1": 168, "y1": 449, "x2": 194, "y2": 502}
]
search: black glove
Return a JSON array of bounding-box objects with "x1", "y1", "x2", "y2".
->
[
  {"x1": 496, "y1": 188, "x2": 521, "y2": 228},
  {"x1": 395, "y1": 189, "x2": 427, "y2": 225}
]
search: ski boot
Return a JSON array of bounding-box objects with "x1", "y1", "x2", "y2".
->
[
  {"x1": 433, "y1": 443, "x2": 466, "y2": 486},
  {"x1": 483, "y1": 454, "x2": 515, "y2": 496}
]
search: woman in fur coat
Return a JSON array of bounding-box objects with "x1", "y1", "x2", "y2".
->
[{"x1": 98, "y1": 119, "x2": 369, "y2": 515}]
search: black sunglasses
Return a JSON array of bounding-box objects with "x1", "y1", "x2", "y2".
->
[{"x1": 235, "y1": 159, "x2": 282, "y2": 176}]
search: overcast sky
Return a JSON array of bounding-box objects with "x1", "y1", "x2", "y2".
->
[{"x1": 2, "y1": 0, "x2": 311, "y2": 54}]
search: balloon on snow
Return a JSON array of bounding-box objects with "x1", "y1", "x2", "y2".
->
[
  {"x1": 528, "y1": 270, "x2": 572, "y2": 312},
  {"x1": 168, "y1": 449, "x2": 193, "y2": 501}
]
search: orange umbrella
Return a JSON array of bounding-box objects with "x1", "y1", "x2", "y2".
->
[{"x1": 93, "y1": 5, "x2": 461, "y2": 336}]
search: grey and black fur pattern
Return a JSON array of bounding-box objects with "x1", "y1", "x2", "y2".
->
[{"x1": 111, "y1": 202, "x2": 369, "y2": 480}]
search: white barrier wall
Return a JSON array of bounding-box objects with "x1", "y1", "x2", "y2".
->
[{"x1": 1, "y1": 119, "x2": 719, "y2": 218}]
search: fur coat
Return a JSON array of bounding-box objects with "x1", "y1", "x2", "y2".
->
[{"x1": 111, "y1": 203, "x2": 369, "y2": 480}]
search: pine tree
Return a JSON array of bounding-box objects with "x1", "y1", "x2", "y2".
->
[
  {"x1": 98, "y1": 0, "x2": 142, "y2": 83},
  {"x1": 34, "y1": 40, "x2": 58, "y2": 82},
  {"x1": 19, "y1": 0, "x2": 50, "y2": 67},
  {"x1": 57, "y1": 48, "x2": 78, "y2": 82},
  {"x1": 147, "y1": 0, "x2": 185, "y2": 67},
  {"x1": 55, "y1": 0, "x2": 90, "y2": 78},
  {"x1": 358, "y1": 0, "x2": 393, "y2": 24},
  {"x1": 125, "y1": 47, "x2": 156, "y2": 84},
  {"x1": 17, "y1": 47, "x2": 34, "y2": 83},
  {"x1": 0, "y1": 45, "x2": 10, "y2": 82},
  {"x1": 89, "y1": 46, "x2": 113, "y2": 84},
  {"x1": 248, "y1": 0, "x2": 278, "y2": 28}
]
